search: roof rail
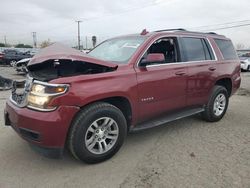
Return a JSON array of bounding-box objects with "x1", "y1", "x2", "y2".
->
[
  {"x1": 155, "y1": 29, "x2": 219, "y2": 36},
  {"x1": 154, "y1": 28, "x2": 186, "y2": 32},
  {"x1": 181, "y1": 31, "x2": 219, "y2": 35},
  {"x1": 206, "y1": 32, "x2": 218, "y2": 35}
]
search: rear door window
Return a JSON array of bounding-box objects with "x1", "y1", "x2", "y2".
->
[
  {"x1": 214, "y1": 39, "x2": 238, "y2": 60},
  {"x1": 180, "y1": 37, "x2": 214, "y2": 62}
]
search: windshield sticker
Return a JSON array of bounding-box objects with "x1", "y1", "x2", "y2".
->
[{"x1": 122, "y1": 43, "x2": 140, "y2": 48}]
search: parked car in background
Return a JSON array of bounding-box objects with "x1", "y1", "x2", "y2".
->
[
  {"x1": 1, "y1": 49, "x2": 33, "y2": 65},
  {"x1": 0, "y1": 52, "x2": 4, "y2": 64},
  {"x1": 4, "y1": 29, "x2": 241, "y2": 164},
  {"x1": 14, "y1": 58, "x2": 31, "y2": 74},
  {"x1": 240, "y1": 53, "x2": 250, "y2": 71},
  {"x1": 0, "y1": 76, "x2": 13, "y2": 90}
]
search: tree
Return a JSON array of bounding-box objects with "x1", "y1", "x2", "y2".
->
[
  {"x1": 15, "y1": 43, "x2": 32, "y2": 48},
  {"x1": 0, "y1": 43, "x2": 6, "y2": 47},
  {"x1": 40, "y1": 39, "x2": 51, "y2": 48},
  {"x1": 92, "y1": 36, "x2": 97, "y2": 48}
]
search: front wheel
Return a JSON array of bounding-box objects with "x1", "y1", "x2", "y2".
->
[
  {"x1": 202, "y1": 85, "x2": 229, "y2": 122},
  {"x1": 68, "y1": 102, "x2": 127, "y2": 164}
]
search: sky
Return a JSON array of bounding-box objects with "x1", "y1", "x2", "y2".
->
[{"x1": 0, "y1": 0, "x2": 250, "y2": 48}]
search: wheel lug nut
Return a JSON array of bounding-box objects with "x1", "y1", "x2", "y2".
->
[
  {"x1": 96, "y1": 130, "x2": 99, "y2": 133},
  {"x1": 98, "y1": 138, "x2": 101, "y2": 141}
]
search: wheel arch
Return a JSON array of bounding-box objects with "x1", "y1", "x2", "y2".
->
[
  {"x1": 214, "y1": 77, "x2": 232, "y2": 96},
  {"x1": 74, "y1": 95, "x2": 134, "y2": 131}
]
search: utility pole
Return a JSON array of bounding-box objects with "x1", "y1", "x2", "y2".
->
[
  {"x1": 76, "y1": 20, "x2": 82, "y2": 50},
  {"x1": 32, "y1": 32, "x2": 37, "y2": 48},
  {"x1": 4, "y1": 36, "x2": 7, "y2": 46},
  {"x1": 85, "y1": 36, "x2": 88, "y2": 49}
]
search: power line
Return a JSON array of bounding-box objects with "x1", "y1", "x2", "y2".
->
[
  {"x1": 189, "y1": 19, "x2": 250, "y2": 30},
  {"x1": 205, "y1": 23, "x2": 250, "y2": 31}
]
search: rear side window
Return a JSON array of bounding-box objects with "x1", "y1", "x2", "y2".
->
[
  {"x1": 181, "y1": 37, "x2": 214, "y2": 62},
  {"x1": 214, "y1": 39, "x2": 238, "y2": 60}
]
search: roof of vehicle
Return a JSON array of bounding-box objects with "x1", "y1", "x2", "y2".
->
[{"x1": 111, "y1": 29, "x2": 228, "y2": 40}]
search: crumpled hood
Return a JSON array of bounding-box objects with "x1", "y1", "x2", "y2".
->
[{"x1": 28, "y1": 43, "x2": 118, "y2": 68}]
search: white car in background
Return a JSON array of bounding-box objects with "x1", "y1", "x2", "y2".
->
[
  {"x1": 14, "y1": 58, "x2": 31, "y2": 73},
  {"x1": 240, "y1": 57, "x2": 250, "y2": 71}
]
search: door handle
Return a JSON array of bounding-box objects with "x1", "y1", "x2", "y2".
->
[
  {"x1": 209, "y1": 67, "x2": 216, "y2": 71},
  {"x1": 175, "y1": 71, "x2": 185, "y2": 76}
]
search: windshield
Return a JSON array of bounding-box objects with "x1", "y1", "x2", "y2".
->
[{"x1": 88, "y1": 37, "x2": 146, "y2": 64}]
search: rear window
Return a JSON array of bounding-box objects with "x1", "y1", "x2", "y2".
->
[
  {"x1": 214, "y1": 39, "x2": 238, "y2": 60},
  {"x1": 181, "y1": 37, "x2": 214, "y2": 62}
]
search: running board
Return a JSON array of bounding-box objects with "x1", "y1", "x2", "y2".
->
[{"x1": 130, "y1": 107, "x2": 204, "y2": 132}]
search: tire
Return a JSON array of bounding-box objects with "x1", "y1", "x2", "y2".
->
[
  {"x1": 10, "y1": 60, "x2": 16, "y2": 67},
  {"x1": 202, "y1": 85, "x2": 229, "y2": 122},
  {"x1": 68, "y1": 102, "x2": 127, "y2": 164},
  {"x1": 248, "y1": 65, "x2": 250, "y2": 72}
]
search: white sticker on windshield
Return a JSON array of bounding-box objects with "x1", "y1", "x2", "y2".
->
[{"x1": 122, "y1": 43, "x2": 140, "y2": 48}]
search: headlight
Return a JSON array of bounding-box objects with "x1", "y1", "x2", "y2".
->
[{"x1": 27, "y1": 81, "x2": 69, "y2": 111}]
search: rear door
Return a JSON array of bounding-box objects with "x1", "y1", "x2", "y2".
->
[{"x1": 178, "y1": 37, "x2": 217, "y2": 106}]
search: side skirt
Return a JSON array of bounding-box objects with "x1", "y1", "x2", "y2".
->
[{"x1": 130, "y1": 107, "x2": 204, "y2": 132}]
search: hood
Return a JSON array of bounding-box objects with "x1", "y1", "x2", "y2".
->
[
  {"x1": 28, "y1": 43, "x2": 118, "y2": 68},
  {"x1": 17, "y1": 58, "x2": 31, "y2": 63}
]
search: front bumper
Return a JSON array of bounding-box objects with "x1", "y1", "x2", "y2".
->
[{"x1": 4, "y1": 99, "x2": 79, "y2": 154}]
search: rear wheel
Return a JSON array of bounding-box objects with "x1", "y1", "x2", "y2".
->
[
  {"x1": 68, "y1": 102, "x2": 127, "y2": 164},
  {"x1": 202, "y1": 85, "x2": 229, "y2": 122}
]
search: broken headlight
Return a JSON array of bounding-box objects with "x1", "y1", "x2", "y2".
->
[{"x1": 27, "y1": 81, "x2": 69, "y2": 111}]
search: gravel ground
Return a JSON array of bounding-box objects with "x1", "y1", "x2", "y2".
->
[{"x1": 0, "y1": 67, "x2": 249, "y2": 188}]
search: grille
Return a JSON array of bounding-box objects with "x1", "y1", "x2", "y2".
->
[{"x1": 11, "y1": 77, "x2": 33, "y2": 107}]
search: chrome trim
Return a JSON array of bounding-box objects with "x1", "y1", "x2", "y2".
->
[
  {"x1": 33, "y1": 80, "x2": 69, "y2": 88},
  {"x1": 207, "y1": 38, "x2": 218, "y2": 61},
  {"x1": 27, "y1": 105, "x2": 57, "y2": 112},
  {"x1": 32, "y1": 81, "x2": 69, "y2": 96},
  {"x1": 136, "y1": 35, "x2": 218, "y2": 68},
  {"x1": 9, "y1": 95, "x2": 27, "y2": 108},
  {"x1": 145, "y1": 60, "x2": 217, "y2": 68},
  {"x1": 10, "y1": 77, "x2": 69, "y2": 112}
]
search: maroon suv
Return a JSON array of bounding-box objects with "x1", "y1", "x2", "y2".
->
[{"x1": 4, "y1": 29, "x2": 241, "y2": 163}]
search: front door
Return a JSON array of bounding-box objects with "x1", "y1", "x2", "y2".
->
[{"x1": 135, "y1": 37, "x2": 187, "y2": 123}]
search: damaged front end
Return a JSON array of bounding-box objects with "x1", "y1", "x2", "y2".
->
[
  {"x1": 9, "y1": 43, "x2": 118, "y2": 111},
  {"x1": 10, "y1": 76, "x2": 69, "y2": 111},
  {"x1": 28, "y1": 59, "x2": 116, "y2": 82},
  {"x1": 27, "y1": 43, "x2": 118, "y2": 82}
]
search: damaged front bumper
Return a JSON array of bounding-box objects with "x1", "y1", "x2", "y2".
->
[{"x1": 4, "y1": 99, "x2": 79, "y2": 158}]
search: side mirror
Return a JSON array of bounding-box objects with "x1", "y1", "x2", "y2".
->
[{"x1": 140, "y1": 53, "x2": 165, "y2": 67}]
